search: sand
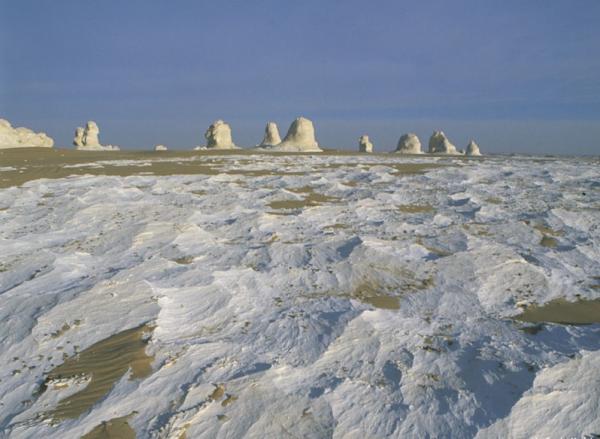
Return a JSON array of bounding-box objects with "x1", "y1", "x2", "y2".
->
[
  {"x1": 0, "y1": 148, "x2": 445, "y2": 189},
  {"x1": 516, "y1": 298, "x2": 600, "y2": 325},
  {"x1": 44, "y1": 324, "x2": 154, "y2": 421}
]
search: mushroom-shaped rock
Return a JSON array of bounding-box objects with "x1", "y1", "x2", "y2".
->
[
  {"x1": 74, "y1": 121, "x2": 120, "y2": 151},
  {"x1": 204, "y1": 120, "x2": 237, "y2": 149},
  {"x1": 275, "y1": 117, "x2": 322, "y2": 152},
  {"x1": 466, "y1": 140, "x2": 482, "y2": 156},
  {"x1": 395, "y1": 133, "x2": 422, "y2": 154},
  {"x1": 154, "y1": 144, "x2": 168, "y2": 151},
  {"x1": 428, "y1": 131, "x2": 458, "y2": 154},
  {"x1": 358, "y1": 135, "x2": 373, "y2": 153},
  {"x1": 258, "y1": 122, "x2": 282, "y2": 147},
  {"x1": 0, "y1": 119, "x2": 54, "y2": 149}
]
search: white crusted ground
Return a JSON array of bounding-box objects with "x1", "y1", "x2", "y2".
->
[{"x1": 1, "y1": 153, "x2": 599, "y2": 438}]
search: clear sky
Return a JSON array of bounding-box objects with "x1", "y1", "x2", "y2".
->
[{"x1": 1, "y1": 0, "x2": 599, "y2": 154}]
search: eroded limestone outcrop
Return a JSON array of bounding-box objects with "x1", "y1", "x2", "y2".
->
[
  {"x1": 428, "y1": 131, "x2": 458, "y2": 154},
  {"x1": 274, "y1": 117, "x2": 322, "y2": 152},
  {"x1": 204, "y1": 120, "x2": 238, "y2": 149},
  {"x1": 0, "y1": 119, "x2": 54, "y2": 149},
  {"x1": 395, "y1": 133, "x2": 422, "y2": 154},
  {"x1": 74, "y1": 121, "x2": 119, "y2": 151},
  {"x1": 466, "y1": 140, "x2": 482, "y2": 156},
  {"x1": 258, "y1": 122, "x2": 282, "y2": 147},
  {"x1": 358, "y1": 135, "x2": 373, "y2": 153}
]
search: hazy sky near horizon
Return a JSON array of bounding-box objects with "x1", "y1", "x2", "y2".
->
[{"x1": 1, "y1": 0, "x2": 599, "y2": 154}]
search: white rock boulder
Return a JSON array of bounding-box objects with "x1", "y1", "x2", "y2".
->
[
  {"x1": 154, "y1": 144, "x2": 168, "y2": 151},
  {"x1": 74, "y1": 121, "x2": 120, "y2": 151},
  {"x1": 204, "y1": 120, "x2": 237, "y2": 149},
  {"x1": 0, "y1": 119, "x2": 54, "y2": 149},
  {"x1": 358, "y1": 135, "x2": 373, "y2": 153},
  {"x1": 258, "y1": 122, "x2": 282, "y2": 147},
  {"x1": 274, "y1": 117, "x2": 322, "y2": 152},
  {"x1": 428, "y1": 131, "x2": 459, "y2": 154},
  {"x1": 395, "y1": 133, "x2": 422, "y2": 154},
  {"x1": 466, "y1": 140, "x2": 482, "y2": 156}
]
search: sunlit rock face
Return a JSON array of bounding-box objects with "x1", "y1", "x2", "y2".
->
[
  {"x1": 154, "y1": 144, "x2": 168, "y2": 151},
  {"x1": 258, "y1": 122, "x2": 282, "y2": 147},
  {"x1": 74, "y1": 121, "x2": 120, "y2": 151},
  {"x1": 73, "y1": 127, "x2": 85, "y2": 148},
  {"x1": 204, "y1": 120, "x2": 237, "y2": 149},
  {"x1": 395, "y1": 133, "x2": 422, "y2": 154},
  {"x1": 0, "y1": 119, "x2": 54, "y2": 149},
  {"x1": 83, "y1": 121, "x2": 100, "y2": 146},
  {"x1": 466, "y1": 140, "x2": 482, "y2": 156},
  {"x1": 358, "y1": 135, "x2": 373, "y2": 153},
  {"x1": 275, "y1": 117, "x2": 322, "y2": 152},
  {"x1": 428, "y1": 131, "x2": 459, "y2": 154}
]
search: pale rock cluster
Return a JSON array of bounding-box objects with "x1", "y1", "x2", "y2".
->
[
  {"x1": 395, "y1": 133, "x2": 423, "y2": 154},
  {"x1": 358, "y1": 135, "x2": 373, "y2": 153},
  {"x1": 73, "y1": 121, "x2": 119, "y2": 151},
  {"x1": 1, "y1": 116, "x2": 484, "y2": 155},
  {"x1": 204, "y1": 120, "x2": 238, "y2": 149},
  {"x1": 428, "y1": 131, "x2": 459, "y2": 154},
  {"x1": 254, "y1": 117, "x2": 322, "y2": 152},
  {"x1": 0, "y1": 119, "x2": 54, "y2": 149}
]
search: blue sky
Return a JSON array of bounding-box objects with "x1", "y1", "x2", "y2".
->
[{"x1": 1, "y1": 0, "x2": 599, "y2": 154}]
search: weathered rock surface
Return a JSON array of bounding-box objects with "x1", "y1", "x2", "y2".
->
[
  {"x1": 395, "y1": 133, "x2": 422, "y2": 154},
  {"x1": 74, "y1": 121, "x2": 120, "y2": 151},
  {"x1": 73, "y1": 127, "x2": 85, "y2": 148},
  {"x1": 428, "y1": 131, "x2": 459, "y2": 154},
  {"x1": 0, "y1": 119, "x2": 54, "y2": 149},
  {"x1": 274, "y1": 117, "x2": 322, "y2": 152},
  {"x1": 258, "y1": 122, "x2": 282, "y2": 147},
  {"x1": 358, "y1": 135, "x2": 373, "y2": 153},
  {"x1": 204, "y1": 120, "x2": 238, "y2": 149},
  {"x1": 466, "y1": 140, "x2": 482, "y2": 156}
]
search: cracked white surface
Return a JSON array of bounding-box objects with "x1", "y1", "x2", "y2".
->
[{"x1": 1, "y1": 153, "x2": 599, "y2": 438}]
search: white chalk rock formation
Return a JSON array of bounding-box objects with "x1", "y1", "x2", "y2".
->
[
  {"x1": 274, "y1": 117, "x2": 322, "y2": 152},
  {"x1": 205, "y1": 120, "x2": 237, "y2": 149},
  {"x1": 74, "y1": 121, "x2": 120, "y2": 151},
  {"x1": 466, "y1": 140, "x2": 482, "y2": 156},
  {"x1": 0, "y1": 119, "x2": 54, "y2": 149},
  {"x1": 358, "y1": 135, "x2": 373, "y2": 153},
  {"x1": 395, "y1": 133, "x2": 422, "y2": 154},
  {"x1": 73, "y1": 127, "x2": 85, "y2": 147},
  {"x1": 83, "y1": 121, "x2": 100, "y2": 146},
  {"x1": 258, "y1": 122, "x2": 282, "y2": 147},
  {"x1": 154, "y1": 144, "x2": 168, "y2": 151},
  {"x1": 428, "y1": 131, "x2": 459, "y2": 154}
]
